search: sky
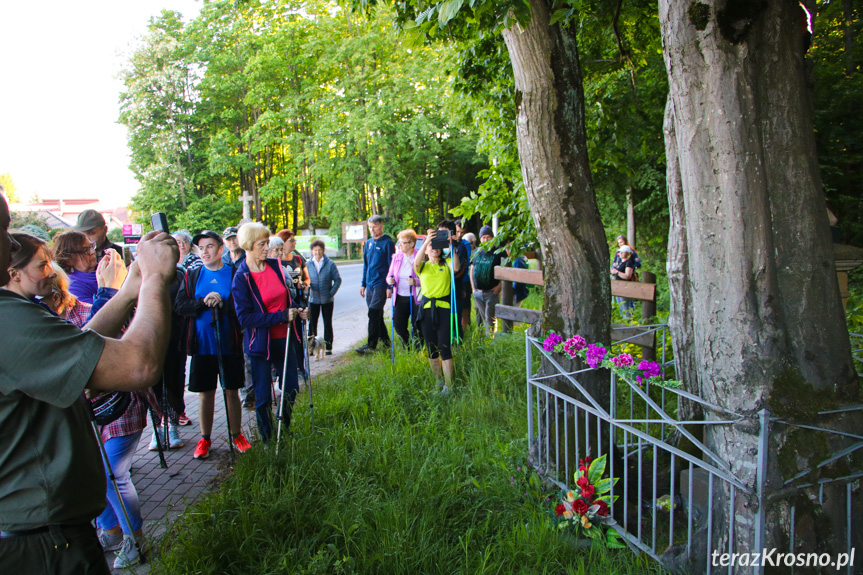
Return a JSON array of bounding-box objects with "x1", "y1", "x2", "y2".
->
[{"x1": 0, "y1": 0, "x2": 202, "y2": 208}]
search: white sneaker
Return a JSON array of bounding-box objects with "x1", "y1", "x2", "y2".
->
[
  {"x1": 113, "y1": 535, "x2": 145, "y2": 568},
  {"x1": 168, "y1": 425, "x2": 184, "y2": 449},
  {"x1": 148, "y1": 430, "x2": 164, "y2": 451},
  {"x1": 97, "y1": 529, "x2": 123, "y2": 552},
  {"x1": 440, "y1": 385, "x2": 451, "y2": 396}
]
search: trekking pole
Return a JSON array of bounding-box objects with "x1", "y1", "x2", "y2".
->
[
  {"x1": 85, "y1": 401, "x2": 141, "y2": 560},
  {"x1": 300, "y1": 316, "x2": 314, "y2": 429},
  {"x1": 211, "y1": 306, "x2": 236, "y2": 464},
  {"x1": 409, "y1": 284, "x2": 414, "y2": 352},
  {"x1": 149, "y1": 406, "x2": 167, "y2": 469},
  {"x1": 161, "y1": 374, "x2": 169, "y2": 452},
  {"x1": 150, "y1": 378, "x2": 167, "y2": 469},
  {"x1": 390, "y1": 293, "x2": 396, "y2": 364},
  {"x1": 449, "y1": 255, "x2": 460, "y2": 348},
  {"x1": 275, "y1": 322, "x2": 292, "y2": 455}
]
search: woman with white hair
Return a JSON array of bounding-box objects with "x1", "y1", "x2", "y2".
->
[
  {"x1": 610, "y1": 245, "x2": 637, "y2": 318},
  {"x1": 173, "y1": 230, "x2": 202, "y2": 271},
  {"x1": 231, "y1": 222, "x2": 309, "y2": 442}
]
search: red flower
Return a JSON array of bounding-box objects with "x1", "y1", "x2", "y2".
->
[
  {"x1": 555, "y1": 504, "x2": 566, "y2": 516},
  {"x1": 581, "y1": 485, "x2": 596, "y2": 500},
  {"x1": 579, "y1": 456, "x2": 592, "y2": 468},
  {"x1": 573, "y1": 499, "x2": 589, "y2": 515},
  {"x1": 596, "y1": 500, "x2": 609, "y2": 516},
  {"x1": 576, "y1": 475, "x2": 590, "y2": 489}
]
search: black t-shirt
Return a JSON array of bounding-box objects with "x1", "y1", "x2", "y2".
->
[{"x1": 613, "y1": 257, "x2": 635, "y2": 280}]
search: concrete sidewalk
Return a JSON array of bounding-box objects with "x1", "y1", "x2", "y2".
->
[{"x1": 111, "y1": 312, "x2": 369, "y2": 573}]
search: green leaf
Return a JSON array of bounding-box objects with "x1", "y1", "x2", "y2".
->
[
  {"x1": 587, "y1": 454, "x2": 607, "y2": 485},
  {"x1": 437, "y1": 0, "x2": 465, "y2": 26}
]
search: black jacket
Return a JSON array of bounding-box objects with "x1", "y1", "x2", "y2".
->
[{"x1": 175, "y1": 264, "x2": 243, "y2": 355}]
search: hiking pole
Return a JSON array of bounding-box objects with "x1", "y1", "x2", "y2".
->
[
  {"x1": 84, "y1": 400, "x2": 141, "y2": 560},
  {"x1": 409, "y1": 284, "x2": 414, "y2": 352},
  {"x1": 161, "y1": 373, "x2": 169, "y2": 453},
  {"x1": 390, "y1": 293, "x2": 396, "y2": 364},
  {"x1": 211, "y1": 306, "x2": 236, "y2": 464},
  {"x1": 300, "y1": 316, "x2": 315, "y2": 429},
  {"x1": 150, "y1": 379, "x2": 167, "y2": 469},
  {"x1": 275, "y1": 321, "x2": 292, "y2": 455},
  {"x1": 449, "y1": 255, "x2": 460, "y2": 348}
]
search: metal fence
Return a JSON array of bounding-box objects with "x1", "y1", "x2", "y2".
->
[{"x1": 525, "y1": 333, "x2": 861, "y2": 574}]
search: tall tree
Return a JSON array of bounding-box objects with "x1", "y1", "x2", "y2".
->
[{"x1": 662, "y1": 0, "x2": 859, "y2": 556}]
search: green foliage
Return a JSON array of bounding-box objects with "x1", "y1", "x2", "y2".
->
[
  {"x1": 107, "y1": 228, "x2": 124, "y2": 244},
  {"x1": 151, "y1": 330, "x2": 659, "y2": 574},
  {"x1": 811, "y1": 0, "x2": 863, "y2": 246},
  {"x1": 120, "y1": 0, "x2": 487, "y2": 236},
  {"x1": 0, "y1": 173, "x2": 19, "y2": 203}
]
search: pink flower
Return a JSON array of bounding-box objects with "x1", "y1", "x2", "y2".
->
[
  {"x1": 611, "y1": 353, "x2": 634, "y2": 368},
  {"x1": 637, "y1": 360, "x2": 662, "y2": 381},
  {"x1": 585, "y1": 344, "x2": 607, "y2": 369},
  {"x1": 543, "y1": 332, "x2": 564, "y2": 352},
  {"x1": 563, "y1": 335, "x2": 586, "y2": 357}
]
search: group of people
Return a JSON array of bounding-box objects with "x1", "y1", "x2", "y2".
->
[
  {"x1": 354, "y1": 216, "x2": 529, "y2": 393},
  {"x1": 610, "y1": 234, "x2": 643, "y2": 318},
  {"x1": 0, "y1": 202, "x2": 342, "y2": 571}
]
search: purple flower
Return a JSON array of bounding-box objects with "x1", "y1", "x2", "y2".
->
[
  {"x1": 543, "y1": 332, "x2": 564, "y2": 352},
  {"x1": 638, "y1": 360, "x2": 662, "y2": 380},
  {"x1": 611, "y1": 353, "x2": 634, "y2": 368},
  {"x1": 563, "y1": 335, "x2": 587, "y2": 357},
  {"x1": 585, "y1": 344, "x2": 607, "y2": 369}
]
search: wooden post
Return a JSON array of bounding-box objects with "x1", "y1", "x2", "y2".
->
[
  {"x1": 626, "y1": 187, "x2": 636, "y2": 246},
  {"x1": 500, "y1": 273, "x2": 513, "y2": 334},
  {"x1": 641, "y1": 270, "x2": 656, "y2": 361}
]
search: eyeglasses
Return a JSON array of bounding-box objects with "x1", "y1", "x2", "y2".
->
[{"x1": 75, "y1": 241, "x2": 97, "y2": 255}]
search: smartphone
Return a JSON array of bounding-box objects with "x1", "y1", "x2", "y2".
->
[
  {"x1": 150, "y1": 212, "x2": 169, "y2": 234},
  {"x1": 431, "y1": 229, "x2": 450, "y2": 250}
]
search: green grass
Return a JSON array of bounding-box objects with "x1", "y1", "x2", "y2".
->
[{"x1": 151, "y1": 327, "x2": 661, "y2": 575}]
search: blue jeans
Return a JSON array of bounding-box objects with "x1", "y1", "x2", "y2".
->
[
  {"x1": 96, "y1": 430, "x2": 143, "y2": 534},
  {"x1": 249, "y1": 337, "x2": 298, "y2": 442}
]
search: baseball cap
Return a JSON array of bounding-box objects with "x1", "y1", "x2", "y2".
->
[
  {"x1": 73, "y1": 209, "x2": 107, "y2": 231},
  {"x1": 192, "y1": 230, "x2": 224, "y2": 246},
  {"x1": 222, "y1": 226, "x2": 238, "y2": 239}
]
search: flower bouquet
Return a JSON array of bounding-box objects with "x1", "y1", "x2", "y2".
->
[
  {"x1": 554, "y1": 454, "x2": 625, "y2": 548},
  {"x1": 542, "y1": 331, "x2": 682, "y2": 388}
]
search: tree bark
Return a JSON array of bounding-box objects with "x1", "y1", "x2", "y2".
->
[
  {"x1": 502, "y1": 0, "x2": 610, "y2": 347},
  {"x1": 661, "y1": 0, "x2": 859, "y2": 562},
  {"x1": 502, "y1": 0, "x2": 611, "y2": 476}
]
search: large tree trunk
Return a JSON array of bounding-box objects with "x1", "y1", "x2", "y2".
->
[
  {"x1": 661, "y1": 0, "x2": 859, "y2": 563},
  {"x1": 502, "y1": 0, "x2": 611, "y2": 476}
]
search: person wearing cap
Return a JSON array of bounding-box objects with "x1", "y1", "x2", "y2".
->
[
  {"x1": 221, "y1": 226, "x2": 244, "y2": 266},
  {"x1": 470, "y1": 225, "x2": 503, "y2": 335},
  {"x1": 174, "y1": 231, "x2": 251, "y2": 459},
  {"x1": 73, "y1": 209, "x2": 123, "y2": 262},
  {"x1": 611, "y1": 244, "x2": 637, "y2": 318}
]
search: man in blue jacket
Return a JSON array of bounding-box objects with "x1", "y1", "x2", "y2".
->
[{"x1": 357, "y1": 215, "x2": 395, "y2": 354}]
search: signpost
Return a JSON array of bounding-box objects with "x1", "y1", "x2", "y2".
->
[{"x1": 341, "y1": 221, "x2": 368, "y2": 260}]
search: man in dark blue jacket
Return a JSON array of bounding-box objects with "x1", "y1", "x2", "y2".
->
[{"x1": 357, "y1": 215, "x2": 395, "y2": 354}]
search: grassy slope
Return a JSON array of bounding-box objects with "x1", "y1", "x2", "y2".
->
[{"x1": 152, "y1": 326, "x2": 660, "y2": 575}]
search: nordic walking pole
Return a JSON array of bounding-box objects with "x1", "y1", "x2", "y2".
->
[
  {"x1": 300, "y1": 316, "x2": 314, "y2": 429},
  {"x1": 275, "y1": 319, "x2": 292, "y2": 455},
  {"x1": 85, "y1": 403, "x2": 141, "y2": 560},
  {"x1": 161, "y1": 373, "x2": 169, "y2": 452},
  {"x1": 390, "y1": 292, "x2": 396, "y2": 364},
  {"x1": 211, "y1": 306, "x2": 236, "y2": 463},
  {"x1": 409, "y1": 284, "x2": 414, "y2": 352},
  {"x1": 150, "y1": 378, "x2": 167, "y2": 469}
]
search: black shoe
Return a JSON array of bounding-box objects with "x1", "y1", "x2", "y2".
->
[
  {"x1": 325, "y1": 350, "x2": 333, "y2": 356},
  {"x1": 355, "y1": 344, "x2": 375, "y2": 355}
]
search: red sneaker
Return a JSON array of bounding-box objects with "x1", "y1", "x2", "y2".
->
[
  {"x1": 178, "y1": 413, "x2": 192, "y2": 426},
  {"x1": 232, "y1": 433, "x2": 252, "y2": 453},
  {"x1": 193, "y1": 438, "x2": 211, "y2": 459}
]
